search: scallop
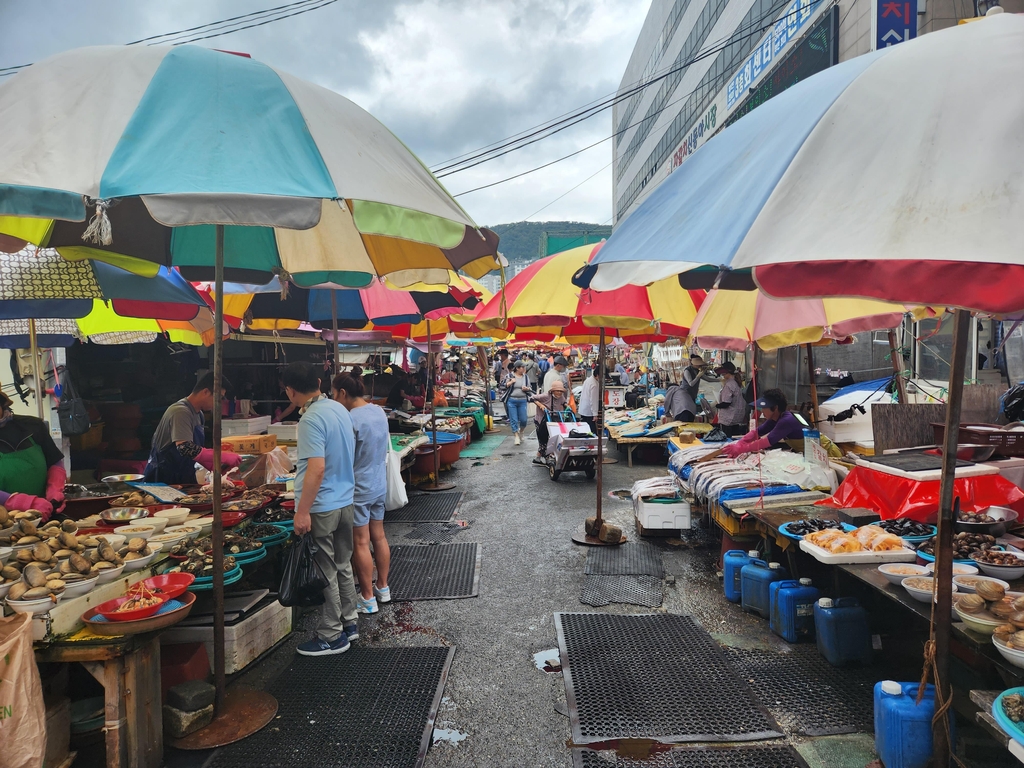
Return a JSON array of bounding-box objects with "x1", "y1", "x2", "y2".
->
[
  {"x1": 1009, "y1": 611, "x2": 1024, "y2": 630},
  {"x1": 992, "y1": 599, "x2": 1015, "y2": 619},
  {"x1": 995, "y1": 624, "x2": 1016, "y2": 642},
  {"x1": 977, "y1": 581, "x2": 1006, "y2": 602},
  {"x1": 957, "y1": 594, "x2": 986, "y2": 614},
  {"x1": 1011, "y1": 631, "x2": 1024, "y2": 650}
]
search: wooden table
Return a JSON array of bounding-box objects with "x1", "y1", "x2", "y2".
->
[
  {"x1": 970, "y1": 689, "x2": 1024, "y2": 763},
  {"x1": 36, "y1": 632, "x2": 162, "y2": 768}
]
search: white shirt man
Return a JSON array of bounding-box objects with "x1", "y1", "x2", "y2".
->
[{"x1": 578, "y1": 368, "x2": 600, "y2": 420}]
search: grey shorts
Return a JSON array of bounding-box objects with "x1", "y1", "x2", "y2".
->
[{"x1": 353, "y1": 498, "x2": 386, "y2": 527}]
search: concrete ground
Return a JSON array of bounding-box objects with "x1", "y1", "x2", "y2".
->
[{"x1": 169, "y1": 418, "x2": 1014, "y2": 768}]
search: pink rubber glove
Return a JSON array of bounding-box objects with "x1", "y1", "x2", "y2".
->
[
  {"x1": 221, "y1": 451, "x2": 242, "y2": 468},
  {"x1": 720, "y1": 442, "x2": 748, "y2": 459},
  {"x1": 45, "y1": 464, "x2": 67, "y2": 505},
  {"x1": 5, "y1": 492, "x2": 54, "y2": 521},
  {"x1": 747, "y1": 436, "x2": 772, "y2": 453},
  {"x1": 196, "y1": 449, "x2": 242, "y2": 470},
  {"x1": 738, "y1": 428, "x2": 758, "y2": 443}
]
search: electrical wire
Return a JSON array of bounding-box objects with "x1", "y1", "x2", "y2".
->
[
  {"x1": 519, "y1": 160, "x2": 613, "y2": 221},
  {"x1": 126, "y1": 0, "x2": 323, "y2": 45}
]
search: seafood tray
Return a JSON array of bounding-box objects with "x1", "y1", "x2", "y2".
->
[{"x1": 799, "y1": 539, "x2": 917, "y2": 564}]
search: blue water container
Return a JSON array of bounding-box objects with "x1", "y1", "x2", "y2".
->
[
  {"x1": 740, "y1": 559, "x2": 787, "y2": 618},
  {"x1": 815, "y1": 597, "x2": 872, "y2": 666},
  {"x1": 874, "y1": 681, "x2": 949, "y2": 768},
  {"x1": 769, "y1": 578, "x2": 820, "y2": 643},
  {"x1": 723, "y1": 550, "x2": 758, "y2": 603}
]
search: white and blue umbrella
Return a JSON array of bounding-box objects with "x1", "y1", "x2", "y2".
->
[
  {"x1": 0, "y1": 45, "x2": 501, "y2": 288},
  {"x1": 582, "y1": 13, "x2": 1024, "y2": 315}
]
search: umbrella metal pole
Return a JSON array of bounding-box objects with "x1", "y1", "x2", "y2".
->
[
  {"x1": 330, "y1": 291, "x2": 340, "y2": 375},
  {"x1": 211, "y1": 225, "x2": 226, "y2": 715},
  {"x1": 596, "y1": 328, "x2": 605, "y2": 526},
  {"x1": 422, "y1": 320, "x2": 453, "y2": 491},
  {"x1": 888, "y1": 329, "x2": 908, "y2": 404},
  {"x1": 27, "y1": 319, "x2": 45, "y2": 421},
  {"x1": 933, "y1": 308, "x2": 970, "y2": 768},
  {"x1": 805, "y1": 344, "x2": 819, "y2": 425}
]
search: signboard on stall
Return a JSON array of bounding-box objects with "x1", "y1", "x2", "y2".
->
[
  {"x1": 604, "y1": 386, "x2": 626, "y2": 408},
  {"x1": 872, "y1": 0, "x2": 918, "y2": 50}
]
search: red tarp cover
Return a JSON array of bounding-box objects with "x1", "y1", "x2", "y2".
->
[{"x1": 816, "y1": 465, "x2": 1024, "y2": 522}]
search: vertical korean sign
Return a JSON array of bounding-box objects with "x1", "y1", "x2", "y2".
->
[{"x1": 873, "y1": 0, "x2": 918, "y2": 50}]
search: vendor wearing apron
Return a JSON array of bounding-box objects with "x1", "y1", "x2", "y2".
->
[
  {"x1": 721, "y1": 388, "x2": 809, "y2": 458},
  {"x1": 0, "y1": 391, "x2": 67, "y2": 521},
  {"x1": 144, "y1": 372, "x2": 241, "y2": 485}
]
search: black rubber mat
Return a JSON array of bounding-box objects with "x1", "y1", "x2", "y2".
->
[
  {"x1": 573, "y1": 745, "x2": 810, "y2": 767},
  {"x1": 389, "y1": 543, "x2": 480, "y2": 600},
  {"x1": 207, "y1": 646, "x2": 454, "y2": 768},
  {"x1": 556, "y1": 613, "x2": 782, "y2": 744},
  {"x1": 384, "y1": 491, "x2": 463, "y2": 522},
  {"x1": 585, "y1": 541, "x2": 664, "y2": 577},
  {"x1": 580, "y1": 574, "x2": 663, "y2": 608},
  {"x1": 725, "y1": 645, "x2": 875, "y2": 736},
  {"x1": 404, "y1": 520, "x2": 472, "y2": 544}
]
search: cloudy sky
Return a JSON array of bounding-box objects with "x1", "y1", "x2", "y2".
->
[{"x1": 0, "y1": 0, "x2": 652, "y2": 227}]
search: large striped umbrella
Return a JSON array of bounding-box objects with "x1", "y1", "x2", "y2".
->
[
  {"x1": 580, "y1": 15, "x2": 1024, "y2": 317},
  {"x1": 0, "y1": 45, "x2": 501, "y2": 289}
]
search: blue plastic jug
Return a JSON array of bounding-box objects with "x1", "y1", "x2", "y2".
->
[
  {"x1": 815, "y1": 597, "x2": 872, "y2": 666},
  {"x1": 723, "y1": 550, "x2": 758, "y2": 603},
  {"x1": 770, "y1": 578, "x2": 820, "y2": 643},
  {"x1": 874, "y1": 681, "x2": 950, "y2": 768},
  {"x1": 740, "y1": 559, "x2": 787, "y2": 618}
]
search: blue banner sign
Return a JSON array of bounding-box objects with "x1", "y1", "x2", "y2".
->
[{"x1": 874, "y1": 0, "x2": 918, "y2": 48}]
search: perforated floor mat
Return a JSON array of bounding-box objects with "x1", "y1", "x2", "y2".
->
[
  {"x1": 725, "y1": 645, "x2": 876, "y2": 735},
  {"x1": 580, "y1": 574, "x2": 663, "y2": 608},
  {"x1": 573, "y1": 745, "x2": 810, "y2": 768},
  {"x1": 585, "y1": 541, "x2": 664, "y2": 577},
  {"x1": 388, "y1": 543, "x2": 480, "y2": 600},
  {"x1": 403, "y1": 520, "x2": 472, "y2": 544},
  {"x1": 384, "y1": 492, "x2": 463, "y2": 522},
  {"x1": 207, "y1": 646, "x2": 454, "y2": 768},
  {"x1": 556, "y1": 613, "x2": 782, "y2": 744}
]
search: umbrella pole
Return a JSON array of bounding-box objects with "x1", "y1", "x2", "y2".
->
[
  {"x1": 805, "y1": 344, "x2": 819, "y2": 425},
  {"x1": 596, "y1": 328, "x2": 606, "y2": 526},
  {"x1": 932, "y1": 308, "x2": 970, "y2": 768},
  {"x1": 211, "y1": 225, "x2": 227, "y2": 715},
  {"x1": 27, "y1": 319, "x2": 45, "y2": 421},
  {"x1": 421, "y1": 319, "x2": 453, "y2": 491},
  {"x1": 331, "y1": 291, "x2": 340, "y2": 375},
  {"x1": 888, "y1": 329, "x2": 908, "y2": 404}
]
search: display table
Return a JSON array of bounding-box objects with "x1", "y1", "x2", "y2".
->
[
  {"x1": 391, "y1": 434, "x2": 428, "y2": 472},
  {"x1": 36, "y1": 632, "x2": 163, "y2": 768}
]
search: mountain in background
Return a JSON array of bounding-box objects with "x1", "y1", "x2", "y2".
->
[{"x1": 487, "y1": 221, "x2": 612, "y2": 265}]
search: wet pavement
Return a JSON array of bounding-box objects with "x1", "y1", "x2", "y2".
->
[{"x1": 177, "y1": 420, "x2": 1013, "y2": 767}]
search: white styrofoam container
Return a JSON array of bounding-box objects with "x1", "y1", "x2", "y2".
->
[
  {"x1": 160, "y1": 599, "x2": 292, "y2": 673},
  {"x1": 267, "y1": 422, "x2": 298, "y2": 441},
  {"x1": 221, "y1": 416, "x2": 272, "y2": 437},
  {"x1": 633, "y1": 496, "x2": 691, "y2": 531},
  {"x1": 799, "y1": 538, "x2": 917, "y2": 564}
]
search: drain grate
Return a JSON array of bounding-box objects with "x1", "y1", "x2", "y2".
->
[
  {"x1": 573, "y1": 746, "x2": 810, "y2": 768},
  {"x1": 404, "y1": 520, "x2": 472, "y2": 544},
  {"x1": 585, "y1": 541, "x2": 663, "y2": 577},
  {"x1": 725, "y1": 645, "x2": 875, "y2": 736},
  {"x1": 556, "y1": 613, "x2": 782, "y2": 744},
  {"x1": 389, "y1": 543, "x2": 480, "y2": 600},
  {"x1": 384, "y1": 492, "x2": 463, "y2": 522},
  {"x1": 580, "y1": 574, "x2": 663, "y2": 608},
  {"x1": 207, "y1": 646, "x2": 453, "y2": 768}
]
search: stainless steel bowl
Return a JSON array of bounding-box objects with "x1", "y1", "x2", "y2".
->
[
  {"x1": 941, "y1": 444, "x2": 998, "y2": 462},
  {"x1": 100, "y1": 474, "x2": 145, "y2": 484},
  {"x1": 954, "y1": 505, "x2": 1019, "y2": 537},
  {"x1": 98, "y1": 506, "x2": 150, "y2": 522}
]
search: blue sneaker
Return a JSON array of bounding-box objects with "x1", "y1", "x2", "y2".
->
[
  {"x1": 296, "y1": 633, "x2": 350, "y2": 657},
  {"x1": 374, "y1": 585, "x2": 392, "y2": 604},
  {"x1": 356, "y1": 596, "x2": 379, "y2": 614},
  {"x1": 343, "y1": 623, "x2": 360, "y2": 643}
]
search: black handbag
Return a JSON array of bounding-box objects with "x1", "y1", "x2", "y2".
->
[{"x1": 56, "y1": 368, "x2": 91, "y2": 436}]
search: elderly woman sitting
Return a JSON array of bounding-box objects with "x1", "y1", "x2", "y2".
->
[{"x1": 528, "y1": 379, "x2": 570, "y2": 465}]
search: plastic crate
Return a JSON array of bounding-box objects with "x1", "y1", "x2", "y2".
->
[{"x1": 931, "y1": 422, "x2": 1024, "y2": 456}]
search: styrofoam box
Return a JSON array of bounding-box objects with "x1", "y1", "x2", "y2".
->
[
  {"x1": 633, "y1": 496, "x2": 691, "y2": 530},
  {"x1": 267, "y1": 422, "x2": 299, "y2": 441},
  {"x1": 221, "y1": 416, "x2": 272, "y2": 437},
  {"x1": 160, "y1": 599, "x2": 292, "y2": 674}
]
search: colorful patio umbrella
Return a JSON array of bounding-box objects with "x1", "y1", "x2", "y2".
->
[
  {"x1": 0, "y1": 45, "x2": 502, "y2": 289},
  {"x1": 580, "y1": 14, "x2": 1024, "y2": 318}
]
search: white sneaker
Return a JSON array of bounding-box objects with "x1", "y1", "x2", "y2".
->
[{"x1": 514, "y1": 433, "x2": 521, "y2": 445}]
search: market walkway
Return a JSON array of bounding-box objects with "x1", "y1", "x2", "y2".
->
[{"x1": 168, "y1": 423, "x2": 1007, "y2": 768}]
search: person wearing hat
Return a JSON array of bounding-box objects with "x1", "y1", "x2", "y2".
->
[
  {"x1": 713, "y1": 361, "x2": 747, "y2": 437},
  {"x1": 0, "y1": 391, "x2": 66, "y2": 520},
  {"x1": 503, "y1": 359, "x2": 533, "y2": 445},
  {"x1": 542, "y1": 355, "x2": 570, "y2": 393},
  {"x1": 663, "y1": 354, "x2": 711, "y2": 423},
  {"x1": 721, "y1": 388, "x2": 807, "y2": 458},
  {"x1": 529, "y1": 378, "x2": 569, "y2": 463}
]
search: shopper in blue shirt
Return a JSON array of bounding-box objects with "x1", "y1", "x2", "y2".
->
[{"x1": 285, "y1": 362, "x2": 359, "y2": 657}]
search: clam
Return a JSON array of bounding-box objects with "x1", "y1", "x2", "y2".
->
[
  {"x1": 1010, "y1": 612, "x2": 1024, "y2": 630},
  {"x1": 17, "y1": 535, "x2": 40, "y2": 545},
  {"x1": 957, "y1": 594, "x2": 986, "y2": 614},
  {"x1": 123, "y1": 552, "x2": 142, "y2": 561},
  {"x1": 995, "y1": 624, "x2": 1016, "y2": 641},
  {"x1": 977, "y1": 580, "x2": 1006, "y2": 602},
  {"x1": 44, "y1": 579, "x2": 65, "y2": 592},
  {"x1": 69, "y1": 553, "x2": 91, "y2": 574},
  {"x1": 2, "y1": 565, "x2": 20, "y2": 582},
  {"x1": 18, "y1": 519, "x2": 38, "y2": 536},
  {"x1": 127, "y1": 538, "x2": 146, "y2": 553},
  {"x1": 7, "y1": 582, "x2": 28, "y2": 600},
  {"x1": 991, "y1": 599, "x2": 1015, "y2": 619},
  {"x1": 1011, "y1": 631, "x2": 1024, "y2": 650},
  {"x1": 53, "y1": 549, "x2": 74, "y2": 559},
  {"x1": 15, "y1": 549, "x2": 32, "y2": 564},
  {"x1": 58, "y1": 531, "x2": 77, "y2": 548},
  {"x1": 92, "y1": 561, "x2": 114, "y2": 571},
  {"x1": 61, "y1": 520, "x2": 77, "y2": 533},
  {"x1": 23, "y1": 564, "x2": 47, "y2": 588},
  {"x1": 22, "y1": 586, "x2": 53, "y2": 600}
]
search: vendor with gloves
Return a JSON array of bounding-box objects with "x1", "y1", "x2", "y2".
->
[
  {"x1": 720, "y1": 388, "x2": 807, "y2": 458},
  {"x1": 0, "y1": 391, "x2": 66, "y2": 520},
  {"x1": 144, "y1": 372, "x2": 241, "y2": 485}
]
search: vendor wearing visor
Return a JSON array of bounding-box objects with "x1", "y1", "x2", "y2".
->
[{"x1": 720, "y1": 388, "x2": 807, "y2": 458}]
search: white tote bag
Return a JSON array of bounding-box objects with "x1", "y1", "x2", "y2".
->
[{"x1": 385, "y1": 442, "x2": 409, "y2": 511}]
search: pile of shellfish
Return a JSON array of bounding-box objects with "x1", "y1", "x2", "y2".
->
[{"x1": 957, "y1": 582, "x2": 1024, "y2": 646}]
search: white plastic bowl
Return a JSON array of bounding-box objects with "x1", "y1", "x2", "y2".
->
[
  {"x1": 131, "y1": 516, "x2": 167, "y2": 533},
  {"x1": 122, "y1": 548, "x2": 162, "y2": 571},
  {"x1": 61, "y1": 574, "x2": 100, "y2": 599},
  {"x1": 165, "y1": 524, "x2": 203, "y2": 540},
  {"x1": 0, "y1": 580, "x2": 13, "y2": 599},
  {"x1": 148, "y1": 532, "x2": 188, "y2": 549},
  {"x1": 972, "y1": 553, "x2": 1024, "y2": 582},
  {"x1": 993, "y1": 635, "x2": 1024, "y2": 669},
  {"x1": 0, "y1": 546, "x2": 11, "y2": 565},
  {"x1": 93, "y1": 563, "x2": 126, "y2": 584},
  {"x1": 924, "y1": 562, "x2": 979, "y2": 577},
  {"x1": 6, "y1": 593, "x2": 62, "y2": 615},
  {"x1": 195, "y1": 516, "x2": 215, "y2": 536},
  {"x1": 878, "y1": 563, "x2": 930, "y2": 587},
  {"x1": 115, "y1": 524, "x2": 156, "y2": 541},
  {"x1": 96, "y1": 533, "x2": 126, "y2": 550},
  {"x1": 953, "y1": 602, "x2": 1004, "y2": 635},
  {"x1": 153, "y1": 507, "x2": 191, "y2": 525},
  {"x1": 952, "y1": 574, "x2": 1011, "y2": 594},
  {"x1": 902, "y1": 576, "x2": 958, "y2": 603}
]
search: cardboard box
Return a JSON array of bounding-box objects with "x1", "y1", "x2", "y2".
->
[{"x1": 221, "y1": 433, "x2": 278, "y2": 454}]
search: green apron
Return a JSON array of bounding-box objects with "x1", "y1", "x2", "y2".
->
[{"x1": 0, "y1": 440, "x2": 48, "y2": 497}]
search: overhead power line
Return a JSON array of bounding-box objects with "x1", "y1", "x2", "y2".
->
[{"x1": 520, "y1": 160, "x2": 613, "y2": 221}]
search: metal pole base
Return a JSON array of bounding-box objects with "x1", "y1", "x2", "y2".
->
[
  {"x1": 571, "y1": 523, "x2": 628, "y2": 546},
  {"x1": 419, "y1": 481, "x2": 457, "y2": 492},
  {"x1": 602, "y1": 457, "x2": 619, "y2": 465},
  {"x1": 169, "y1": 688, "x2": 278, "y2": 750}
]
